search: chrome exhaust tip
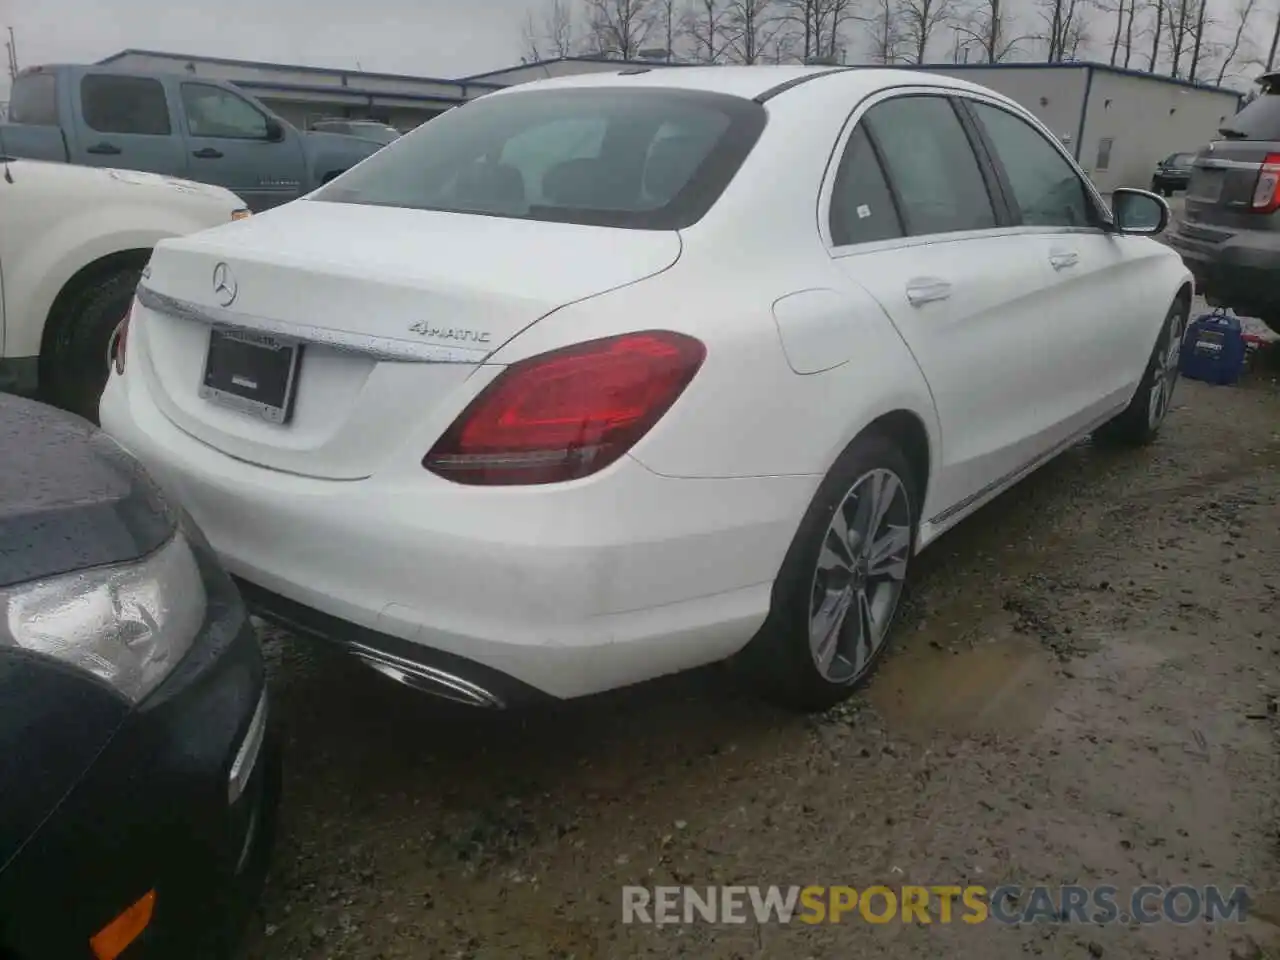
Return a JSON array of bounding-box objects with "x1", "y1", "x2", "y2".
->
[{"x1": 344, "y1": 641, "x2": 505, "y2": 709}]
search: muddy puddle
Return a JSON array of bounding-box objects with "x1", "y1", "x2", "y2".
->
[{"x1": 870, "y1": 630, "x2": 1058, "y2": 737}]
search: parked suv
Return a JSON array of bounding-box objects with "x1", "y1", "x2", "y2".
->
[{"x1": 1167, "y1": 73, "x2": 1280, "y2": 334}]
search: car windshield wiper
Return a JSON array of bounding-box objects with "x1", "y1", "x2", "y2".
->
[{"x1": 1217, "y1": 127, "x2": 1248, "y2": 139}]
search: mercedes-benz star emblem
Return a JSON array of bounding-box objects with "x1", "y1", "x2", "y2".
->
[{"x1": 212, "y1": 262, "x2": 238, "y2": 307}]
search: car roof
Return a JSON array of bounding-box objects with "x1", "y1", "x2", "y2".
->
[{"x1": 486, "y1": 65, "x2": 992, "y2": 104}]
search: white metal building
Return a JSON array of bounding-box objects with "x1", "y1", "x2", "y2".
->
[
  {"x1": 467, "y1": 57, "x2": 1246, "y2": 193},
  {"x1": 95, "y1": 50, "x2": 1244, "y2": 192}
]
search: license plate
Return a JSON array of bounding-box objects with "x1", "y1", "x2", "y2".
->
[
  {"x1": 199, "y1": 327, "x2": 302, "y2": 424},
  {"x1": 1188, "y1": 169, "x2": 1224, "y2": 202}
]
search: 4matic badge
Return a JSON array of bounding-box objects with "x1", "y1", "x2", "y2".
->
[{"x1": 408, "y1": 321, "x2": 492, "y2": 345}]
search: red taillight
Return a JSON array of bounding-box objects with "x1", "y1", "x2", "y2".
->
[
  {"x1": 424, "y1": 331, "x2": 706, "y2": 486},
  {"x1": 110, "y1": 302, "x2": 133, "y2": 375},
  {"x1": 1251, "y1": 153, "x2": 1280, "y2": 213}
]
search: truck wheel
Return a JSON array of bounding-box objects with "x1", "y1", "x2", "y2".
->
[{"x1": 42, "y1": 268, "x2": 140, "y2": 424}]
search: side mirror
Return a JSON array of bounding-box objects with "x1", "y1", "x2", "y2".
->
[
  {"x1": 1111, "y1": 187, "x2": 1169, "y2": 235},
  {"x1": 264, "y1": 118, "x2": 285, "y2": 142}
]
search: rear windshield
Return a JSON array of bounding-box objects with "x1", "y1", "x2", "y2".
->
[
  {"x1": 9, "y1": 71, "x2": 58, "y2": 126},
  {"x1": 1219, "y1": 91, "x2": 1280, "y2": 140},
  {"x1": 311, "y1": 87, "x2": 767, "y2": 230}
]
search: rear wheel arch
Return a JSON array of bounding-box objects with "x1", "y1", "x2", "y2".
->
[
  {"x1": 861, "y1": 409, "x2": 932, "y2": 521},
  {"x1": 39, "y1": 248, "x2": 149, "y2": 420}
]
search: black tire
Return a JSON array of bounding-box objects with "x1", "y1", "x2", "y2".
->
[
  {"x1": 738, "y1": 430, "x2": 919, "y2": 712},
  {"x1": 1094, "y1": 298, "x2": 1188, "y2": 447},
  {"x1": 42, "y1": 268, "x2": 140, "y2": 424}
]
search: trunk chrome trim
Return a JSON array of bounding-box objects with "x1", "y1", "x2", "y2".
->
[
  {"x1": 135, "y1": 284, "x2": 494, "y2": 364},
  {"x1": 1195, "y1": 158, "x2": 1263, "y2": 171}
]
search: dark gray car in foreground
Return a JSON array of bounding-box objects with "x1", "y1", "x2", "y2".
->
[
  {"x1": 1166, "y1": 74, "x2": 1280, "y2": 334},
  {"x1": 0, "y1": 394, "x2": 278, "y2": 959}
]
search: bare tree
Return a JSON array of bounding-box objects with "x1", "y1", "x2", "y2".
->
[
  {"x1": 1186, "y1": 0, "x2": 1209, "y2": 80},
  {"x1": 1213, "y1": 0, "x2": 1258, "y2": 83},
  {"x1": 656, "y1": 0, "x2": 681, "y2": 57},
  {"x1": 724, "y1": 0, "x2": 786, "y2": 62},
  {"x1": 899, "y1": 0, "x2": 956, "y2": 61},
  {"x1": 865, "y1": 0, "x2": 906, "y2": 61},
  {"x1": 1147, "y1": 0, "x2": 1167, "y2": 71},
  {"x1": 1121, "y1": 0, "x2": 1138, "y2": 65},
  {"x1": 954, "y1": 0, "x2": 1028, "y2": 62},
  {"x1": 1041, "y1": 0, "x2": 1085, "y2": 60},
  {"x1": 1165, "y1": 0, "x2": 1196, "y2": 76},
  {"x1": 684, "y1": 0, "x2": 735, "y2": 60},
  {"x1": 775, "y1": 0, "x2": 856, "y2": 62},
  {"x1": 822, "y1": 0, "x2": 865, "y2": 59},
  {"x1": 582, "y1": 0, "x2": 657, "y2": 57},
  {"x1": 521, "y1": 0, "x2": 578, "y2": 60}
]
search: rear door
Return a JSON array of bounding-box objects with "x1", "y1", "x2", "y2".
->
[
  {"x1": 825, "y1": 91, "x2": 1060, "y2": 517},
  {"x1": 177, "y1": 82, "x2": 308, "y2": 210},
  {"x1": 69, "y1": 72, "x2": 188, "y2": 175},
  {"x1": 961, "y1": 96, "x2": 1151, "y2": 410}
]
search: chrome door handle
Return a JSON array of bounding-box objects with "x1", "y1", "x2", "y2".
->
[
  {"x1": 1049, "y1": 250, "x2": 1079, "y2": 270},
  {"x1": 905, "y1": 278, "x2": 952, "y2": 306}
]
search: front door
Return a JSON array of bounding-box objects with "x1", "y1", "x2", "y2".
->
[
  {"x1": 825, "y1": 92, "x2": 1065, "y2": 521},
  {"x1": 962, "y1": 97, "x2": 1143, "y2": 417},
  {"x1": 177, "y1": 82, "x2": 308, "y2": 210},
  {"x1": 70, "y1": 72, "x2": 188, "y2": 175}
]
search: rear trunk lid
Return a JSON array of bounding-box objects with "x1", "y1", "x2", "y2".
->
[
  {"x1": 134, "y1": 199, "x2": 681, "y2": 480},
  {"x1": 1184, "y1": 141, "x2": 1279, "y2": 236}
]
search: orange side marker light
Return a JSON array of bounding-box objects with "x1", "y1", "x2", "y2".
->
[{"x1": 90, "y1": 889, "x2": 156, "y2": 960}]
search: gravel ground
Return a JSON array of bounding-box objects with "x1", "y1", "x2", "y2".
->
[{"x1": 245, "y1": 360, "x2": 1280, "y2": 960}]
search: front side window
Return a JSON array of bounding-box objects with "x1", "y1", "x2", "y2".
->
[
  {"x1": 829, "y1": 125, "x2": 903, "y2": 247},
  {"x1": 312, "y1": 88, "x2": 766, "y2": 230},
  {"x1": 970, "y1": 102, "x2": 1092, "y2": 229},
  {"x1": 862, "y1": 96, "x2": 995, "y2": 237},
  {"x1": 9, "y1": 71, "x2": 58, "y2": 126},
  {"x1": 80, "y1": 75, "x2": 171, "y2": 136},
  {"x1": 181, "y1": 84, "x2": 270, "y2": 139}
]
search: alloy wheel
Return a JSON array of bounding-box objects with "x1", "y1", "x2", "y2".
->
[
  {"x1": 808, "y1": 468, "x2": 911, "y2": 685},
  {"x1": 1148, "y1": 309, "x2": 1184, "y2": 430}
]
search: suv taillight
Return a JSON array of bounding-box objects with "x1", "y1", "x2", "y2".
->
[
  {"x1": 1251, "y1": 153, "x2": 1280, "y2": 212},
  {"x1": 424, "y1": 331, "x2": 706, "y2": 486}
]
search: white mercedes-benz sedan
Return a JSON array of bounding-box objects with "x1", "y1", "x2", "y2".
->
[{"x1": 100, "y1": 65, "x2": 1192, "y2": 711}]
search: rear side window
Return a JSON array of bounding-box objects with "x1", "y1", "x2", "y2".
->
[
  {"x1": 1220, "y1": 92, "x2": 1280, "y2": 140},
  {"x1": 80, "y1": 75, "x2": 172, "y2": 136},
  {"x1": 862, "y1": 96, "x2": 995, "y2": 236},
  {"x1": 9, "y1": 72, "x2": 58, "y2": 125},
  {"x1": 829, "y1": 126, "x2": 903, "y2": 246},
  {"x1": 312, "y1": 88, "x2": 766, "y2": 230},
  {"x1": 969, "y1": 101, "x2": 1090, "y2": 228}
]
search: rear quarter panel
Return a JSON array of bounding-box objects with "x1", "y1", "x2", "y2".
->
[{"x1": 484, "y1": 70, "x2": 941, "y2": 495}]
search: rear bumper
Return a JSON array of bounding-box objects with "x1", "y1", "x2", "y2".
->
[
  {"x1": 1165, "y1": 225, "x2": 1280, "y2": 319},
  {"x1": 99, "y1": 368, "x2": 818, "y2": 701},
  {"x1": 0, "y1": 537, "x2": 278, "y2": 960}
]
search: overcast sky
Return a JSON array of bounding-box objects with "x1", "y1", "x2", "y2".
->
[{"x1": 1, "y1": 0, "x2": 531, "y2": 98}]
